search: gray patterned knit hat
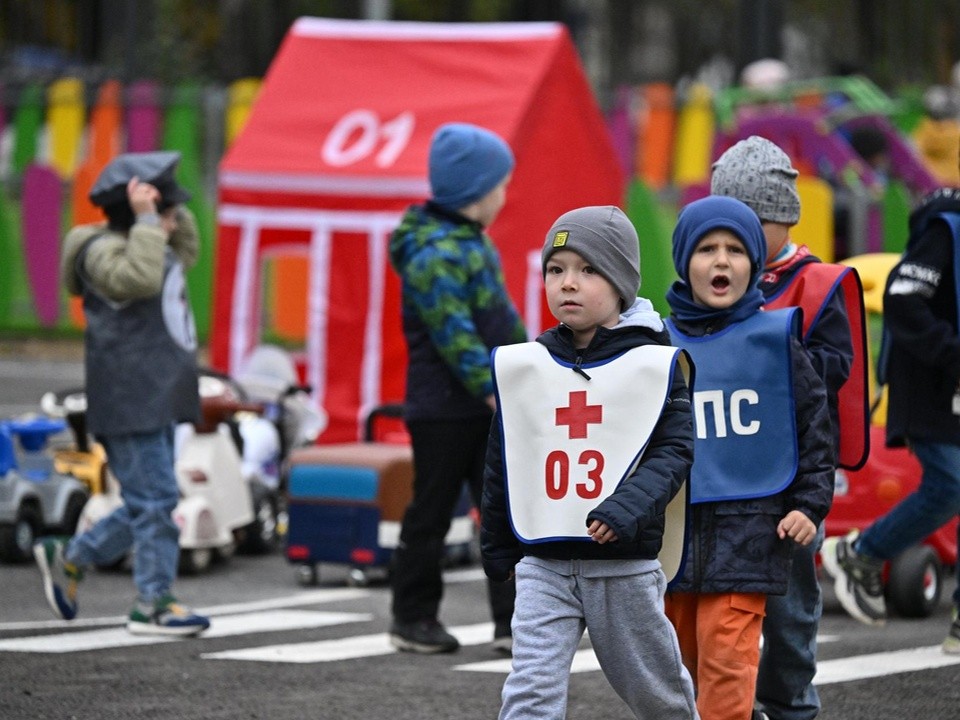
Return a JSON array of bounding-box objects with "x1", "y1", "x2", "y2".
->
[{"x1": 710, "y1": 136, "x2": 801, "y2": 225}]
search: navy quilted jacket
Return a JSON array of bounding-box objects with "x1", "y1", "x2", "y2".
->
[{"x1": 667, "y1": 314, "x2": 835, "y2": 596}]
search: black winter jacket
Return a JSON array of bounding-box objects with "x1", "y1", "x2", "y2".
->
[
  {"x1": 480, "y1": 321, "x2": 694, "y2": 583},
  {"x1": 883, "y1": 188, "x2": 960, "y2": 448},
  {"x1": 667, "y1": 313, "x2": 835, "y2": 596}
]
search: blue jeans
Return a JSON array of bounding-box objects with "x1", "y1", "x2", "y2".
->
[
  {"x1": 857, "y1": 440, "x2": 960, "y2": 608},
  {"x1": 67, "y1": 427, "x2": 181, "y2": 604},
  {"x1": 756, "y1": 524, "x2": 823, "y2": 720}
]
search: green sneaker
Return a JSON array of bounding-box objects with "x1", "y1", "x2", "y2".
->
[
  {"x1": 33, "y1": 537, "x2": 83, "y2": 620},
  {"x1": 942, "y1": 609, "x2": 960, "y2": 655},
  {"x1": 127, "y1": 594, "x2": 211, "y2": 637}
]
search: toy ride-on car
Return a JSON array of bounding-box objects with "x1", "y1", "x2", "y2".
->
[{"x1": 0, "y1": 417, "x2": 89, "y2": 563}]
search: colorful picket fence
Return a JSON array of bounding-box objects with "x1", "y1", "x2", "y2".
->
[
  {"x1": 0, "y1": 72, "x2": 951, "y2": 339},
  {"x1": 0, "y1": 76, "x2": 261, "y2": 336}
]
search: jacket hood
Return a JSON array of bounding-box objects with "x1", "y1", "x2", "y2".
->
[
  {"x1": 61, "y1": 223, "x2": 109, "y2": 296},
  {"x1": 908, "y1": 188, "x2": 960, "y2": 249},
  {"x1": 618, "y1": 296, "x2": 664, "y2": 333}
]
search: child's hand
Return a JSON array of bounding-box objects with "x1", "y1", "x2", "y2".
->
[
  {"x1": 127, "y1": 176, "x2": 161, "y2": 215},
  {"x1": 777, "y1": 510, "x2": 816, "y2": 545},
  {"x1": 587, "y1": 520, "x2": 618, "y2": 544}
]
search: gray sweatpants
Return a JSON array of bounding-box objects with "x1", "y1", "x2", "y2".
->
[{"x1": 500, "y1": 556, "x2": 699, "y2": 720}]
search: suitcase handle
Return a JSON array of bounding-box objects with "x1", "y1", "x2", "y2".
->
[{"x1": 364, "y1": 403, "x2": 405, "y2": 443}]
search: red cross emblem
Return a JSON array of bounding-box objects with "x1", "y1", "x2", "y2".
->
[{"x1": 555, "y1": 390, "x2": 603, "y2": 439}]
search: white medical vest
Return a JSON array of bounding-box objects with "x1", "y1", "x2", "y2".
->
[{"x1": 492, "y1": 341, "x2": 689, "y2": 581}]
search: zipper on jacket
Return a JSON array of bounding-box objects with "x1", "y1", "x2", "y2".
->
[{"x1": 573, "y1": 355, "x2": 592, "y2": 380}]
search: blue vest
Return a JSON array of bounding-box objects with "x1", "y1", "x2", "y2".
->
[{"x1": 667, "y1": 309, "x2": 801, "y2": 503}]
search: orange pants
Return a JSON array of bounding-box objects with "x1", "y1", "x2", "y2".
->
[{"x1": 664, "y1": 591, "x2": 767, "y2": 720}]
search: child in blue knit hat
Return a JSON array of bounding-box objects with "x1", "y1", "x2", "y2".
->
[
  {"x1": 661, "y1": 195, "x2": 835, "y2": 720},
  {"x1": 387, "y1": 122, "x2": 526, "y2": 654}
]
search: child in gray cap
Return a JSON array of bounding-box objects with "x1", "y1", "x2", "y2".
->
[
  {"x1": 34, "y1": 151, "x2": 210, "y2": 637},
  {"x1": 481, "y1": 205, "x2": 698, "y2": 719}
]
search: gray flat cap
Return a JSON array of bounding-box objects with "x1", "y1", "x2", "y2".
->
[{"x1": 89, "y1": 151, "x2": 191, "y2": 208}]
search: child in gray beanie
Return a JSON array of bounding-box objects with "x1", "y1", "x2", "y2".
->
[
  {"x1": 481, "y1": 205, "x2": 697, "y2": 718},
  {"x1": 541, "y1": 205, "x2": 641, "y2": 311}
]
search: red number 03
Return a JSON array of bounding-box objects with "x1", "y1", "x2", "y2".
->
[{"x1": 544, "y1": 449, "x2": 605, "y2": 500}]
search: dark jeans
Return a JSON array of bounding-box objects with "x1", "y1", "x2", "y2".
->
[
  {"x1": 391, "y1": 416, "x2": 515, "y2": 631},
  {"x1": 858, "y1": 439, "x2": 960, "y2": 608},
  {"x1": 756, "y1": 524, "x2": 824, "y2": 720}
]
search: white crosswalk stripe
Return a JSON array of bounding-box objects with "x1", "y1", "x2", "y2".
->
[
  {"x1": 813, "y1": 644, "x2": 960, "y2": 685},
  {"x1": 0, "y1": 610, "x2": 370, "y2": 653},
  {"x1": 202, "y1": 621, "x2": 496, "y2": 663},
  {"x1": 2, "y1": 582, "x2": 957, "y2": 689}
]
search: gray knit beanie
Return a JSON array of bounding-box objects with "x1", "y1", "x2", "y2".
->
[
  {"x1": 541, "y1": 206, "x2": 640, "y2": 309},
  {"x1": 710, "y1": 136, "x2": 801, "y2": 225}
]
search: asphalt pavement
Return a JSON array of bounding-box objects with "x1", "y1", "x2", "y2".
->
[{"x1": 1, "y1": 344, "x2": 960, "y2": 719}]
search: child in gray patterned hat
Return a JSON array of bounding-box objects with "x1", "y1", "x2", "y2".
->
[{"x1": 712, "y1": 135, "x2": 867, "y2": 720}]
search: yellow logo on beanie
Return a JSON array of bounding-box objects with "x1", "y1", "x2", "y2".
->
[{"x1": 552, "y1": 231, "x2": 569, "y2": 248}]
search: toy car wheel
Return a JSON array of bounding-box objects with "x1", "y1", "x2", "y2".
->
[
  {"x1": 886, "y1": 544, "x2": 942, "y2": 618},
  {"x1": 296, "y1": 563, "x2": 318, "y2": 587},
  {"x1": 346, "y1": 567, "x2": 370, "y2": 587},
  {"x1": 179, "y1": 548, "x2": 213, "y2": 575},
  {"x1": 0, "y1": 504, "x2": 41, "y2": 563},
  {"x1": 215, "y1": 539, "x2": 236, "y2": 563}
]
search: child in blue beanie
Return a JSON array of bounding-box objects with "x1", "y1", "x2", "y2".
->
[
  {"x1": 387, "y1": 122, "x2": 526, "y2": 654},
  {"x1": 661, "y1": 196, "x2": 834, "y2": 720}
]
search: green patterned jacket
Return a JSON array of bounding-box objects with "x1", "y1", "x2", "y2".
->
[{"x1": 389, "y1": 202, "x2": 526, "y2": 420}]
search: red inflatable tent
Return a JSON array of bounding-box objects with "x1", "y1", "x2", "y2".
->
[{"x1": 212, "y1": 17, "x2": 624, "y2": 442}]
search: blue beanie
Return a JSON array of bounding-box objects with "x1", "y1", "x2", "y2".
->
[
  {"x1": 428, "y1": 123, "x2": 514, "y2": 211},
  {"x1": 671, "y1": 196, "x2": 767, "y2": 284}
]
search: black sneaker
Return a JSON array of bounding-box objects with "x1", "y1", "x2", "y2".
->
[
  {"x1": 821, "y1": 530, "x2": 886, "y2": 625},
  {"x1": 389, "y1": 618, "x2": 459, "y2": 654},
  {"x1": 492, "y1": 621, "x2": 513, "y2": 655}
]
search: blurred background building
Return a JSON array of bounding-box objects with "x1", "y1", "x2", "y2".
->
[
  {"x1": 0, "y1": 0, "x2": 958, "y2": 356},
  {"x1": 2, "y1": 1, "x2": 959, "y2": 101}
]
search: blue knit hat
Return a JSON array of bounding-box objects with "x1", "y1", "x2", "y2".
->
[
  {"x1": 428, "y1": 123, "x2": 514, "y2": 211},
  {"x1": 671, "y1": 196, "x2": 767, "y2": 284}
]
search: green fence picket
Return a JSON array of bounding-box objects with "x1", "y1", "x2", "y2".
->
[{"x1": 162, "y1": 82, "x2": 214, "y2": 338}]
